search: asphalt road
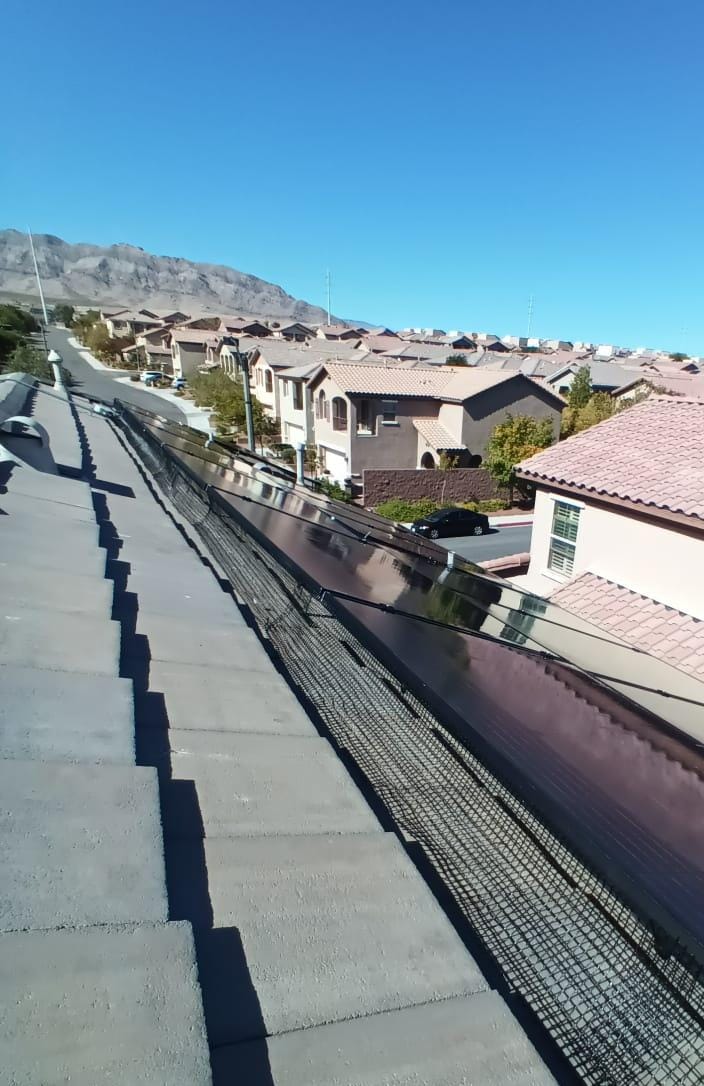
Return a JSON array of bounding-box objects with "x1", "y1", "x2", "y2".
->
[
  {"x1": 43, "y1": 327, "x2": 188, "y2": 423},
  {"x1": 437, "y1": 524, "x2": 531, "y2": 562}
]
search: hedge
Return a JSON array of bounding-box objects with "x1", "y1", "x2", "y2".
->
[{"x1": 375, "y1": 497, "x2": 506, "y2": 522}]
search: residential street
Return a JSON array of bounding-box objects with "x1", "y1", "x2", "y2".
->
[
  {"x1": 43, "y1": 327, "x2": 188, "y2": 424},
  {"x1": 437, "y1": 524, "x2": 531, "y2": 563}
]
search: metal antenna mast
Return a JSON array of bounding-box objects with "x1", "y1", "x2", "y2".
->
[{"x1": 28, "y1": 228, "x2": 49, "y2": 326}]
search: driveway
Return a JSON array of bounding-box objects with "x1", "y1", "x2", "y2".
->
[
  {"x1": 44, "y1": 327, "x2": 188, "y2": 424},
  {"x1": 437, "y1": 524, "x2": 531, "y2": 563}
]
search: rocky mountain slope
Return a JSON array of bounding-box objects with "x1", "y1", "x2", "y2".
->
[{"x1": 0, "y1": 229, "x2": 331, "y2": 322}]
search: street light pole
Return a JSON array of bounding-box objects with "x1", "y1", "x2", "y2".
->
[
  {"x1": 234, "y1": 339, "x2": 255, "y2": 452},
  {"x1": 28, "y1": 228, "x2": 49, "y2": 327}
]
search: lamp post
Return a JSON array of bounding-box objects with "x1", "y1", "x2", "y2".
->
[
  {"x1": 233, "y1": 339, "x2": 255, "y2": 452},
  {"x1": 47, "y1": 349, "x2": 64, "y2": 390},
  {"x1": 295, "y1": 442, "x2": 305, "y2": 485}
]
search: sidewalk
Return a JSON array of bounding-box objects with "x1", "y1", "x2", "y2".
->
[
  {"x1": 489, "y1": 513, "x2": 533, "y2": 527},
  {"x1": 67, "y1": 336, "x2": 127, "y2": 373},
  {"x1": 114, "y1": 378, "x2": 213, "y2": 433}
]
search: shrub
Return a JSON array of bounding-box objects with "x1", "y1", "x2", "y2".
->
[
  {"x1": 129, "y1": 373, "x2": 140, "y2": 382},
  {"x1": 375, "y1": 496, "x2": 507, "y2": 522},
  {"x1": 374, "y1": 498, "x2": 439, "y2": 522},
  {"x1": 315, "y1": 478, "x2": 352, "y2": 503},
  {"x1": 0, "y1": 304, "x2": 39, "y2": 335}
]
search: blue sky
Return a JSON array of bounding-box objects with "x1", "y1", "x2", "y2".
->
[{"x1": 3, "y1": 0, "x2": 703, "y2": 352}]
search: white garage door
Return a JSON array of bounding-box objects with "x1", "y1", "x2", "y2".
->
[
  {"x1": 320, "y1": 446, "x2": 348, "y2": 483},
  {"x1": 284, "y1": 422, "x2": 305, "y2": 445}
]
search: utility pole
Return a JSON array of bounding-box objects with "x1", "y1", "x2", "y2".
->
[
  {"x1": 28, "y1": 228, "x2": 49, "y2": 326},
  {"x1": 234, "y1": 339, "x2": 255, "y2": 451},
  {"x1": 326, "y1": 269, "x2": 331, "y2": 326},
  {"x1": 527, "y1": 294, "x2": 534, "y2": 339}
]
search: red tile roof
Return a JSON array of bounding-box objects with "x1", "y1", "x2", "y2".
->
[
  {"x1": 518, "y1": 397, "x2": 704, "y2": 522},
  {"x1": 551, "y1": 573, "x2": 704, "y2": 682}
]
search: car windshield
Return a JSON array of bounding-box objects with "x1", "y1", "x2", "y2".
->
[{"x1": 423, "y1": 509, "x2": 458, "y2": 522}]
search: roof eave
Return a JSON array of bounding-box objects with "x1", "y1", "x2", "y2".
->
[{"x1": 518, "y1": 475, "x2": 704, "y2": 535}]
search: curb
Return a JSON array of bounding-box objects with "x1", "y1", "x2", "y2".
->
[{"x1": 488, "y1": 516, "x2": 533, "y2": 527}]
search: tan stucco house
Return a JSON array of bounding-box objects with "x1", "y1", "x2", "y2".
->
[
  {"x1": 307, "y1": 363, "x2": 564, "y2": 483},
  {"x1": 514, "y1": 397, "x2": 704, "y2": 679}
]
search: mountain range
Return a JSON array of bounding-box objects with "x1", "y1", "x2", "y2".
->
[{"x1": 0, "y1": 229, "x2": 332, "y2": 324}]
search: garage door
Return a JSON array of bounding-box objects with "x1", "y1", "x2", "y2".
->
[
  {"x1": 320, "y1": 446, "x2": 348, "y2": 483},
  {"x1": 285, "y1": 422, "x2": 305, "y2": 445}
]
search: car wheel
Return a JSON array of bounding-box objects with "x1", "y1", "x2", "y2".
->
[
  {"x1": 473, "y1": 525, "x2": 483, "y2": 536},
  {"x1": 430, "y1": 528, "x2": 440, "y2": 539}
]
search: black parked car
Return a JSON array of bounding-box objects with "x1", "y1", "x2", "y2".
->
[{"x1": 410, "y1": 507, "x2": 490, "y2": 539}]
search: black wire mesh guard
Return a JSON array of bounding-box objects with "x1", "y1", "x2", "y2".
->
[{"x1": 118, "y1": 407, "x2": 704, "y2": 1086}]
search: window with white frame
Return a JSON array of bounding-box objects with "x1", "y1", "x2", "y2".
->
[{"x1": 548, "y1": 500, "x2": 581, "y2": 575}]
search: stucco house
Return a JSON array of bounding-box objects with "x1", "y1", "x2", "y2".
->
[
  {"x1": 307, "y1": 362, "x2": 564, "y2": 483},
  {"x1": 167, "y1": 329, "x2": 219, "y2": 377},
  {"x1": 103, "y1": 311, "x2": 162, "y2": 339},
  {"x1": 247, "y1": 338, "x2": 367, "y2": 420},
  {"x1": 316, "y1": 324, "x2": 362, "y2": 341},
  {"x1": 514, "y1": 399, "x2": 704, "y2": 672},
  {"x1": 277, "y1": 362, "x2": 322, "y2": 447},
  {"x1": 545, "y1": 360, "x2": 634, "y2": 397},
  {"x1": 272, "y1": 322, "x2": 314, "y2": 342}
]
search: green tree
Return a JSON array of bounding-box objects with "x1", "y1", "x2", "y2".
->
[
  {"x1": 0, "y1": 329, "x2": 23, "y2": 365},
  {"x1": 484, "y1": 413, "x2": 555, "y2": 498},
  {"x1": 568, "y1": 365, "x2": 592, "y2": 409},
  {"x1": 72, "y1": 310, "x2": 101, "y2": 341},
  {"x1": 446, "y1": 353, "x2": 470, "y2": 366},
  {"x1": 669, "y1": 352, "x2": 688, "y2": 362},
  {"x1": 437, "y1": 451, "x2": 458, "y2": 470},
  {"x1": 2, "y1": 342, "x2": 73, "y2": 384},
  {"x1": 188, "y1": 369, "x2": 276, "y2": 441},
  {"x1": 53, "y1": 304, "x2": 75, "y2": 326},
  {"x1": 0, "y1": 304, "x2": 39, "y2": 335},
  {"x1": 572, "y1": 392, "x2": 615, "y2": 432},
  {"x1": 3, "y1": 343, "x2": 52, "y2": 381}
]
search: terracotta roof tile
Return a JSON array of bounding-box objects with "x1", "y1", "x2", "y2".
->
[
  {"x1": 517, "y1": 397, "x2": 704, "y2": 522},
  {"x1": 551, "y1": 573, "x2": 704, "y2": 681}
]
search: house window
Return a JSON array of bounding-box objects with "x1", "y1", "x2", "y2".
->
[
  {"x1": 293, "y1": 382, "x2": 303, "y2": 411},
  {"x1": 332, "y1": 397, "x2": 348, "y2": 431},
  {"x1": 317, "y1": 389, "x2": 329, "y2": 421},
  {"x1": 282, "y1": 379, "x2": 289, "y2": 396},
  {"x1": 381, "y1": 399, "x2": 398, "y2": 424},
  {"x1": 357, "y1": 399, "x2": 373, "y2": 433},
  {"x1": 548, "y1": 500, "x2": 581, "y2": 576},
  {"x1": 265, "y1": 369, "x2": 273, "y2": 393}
]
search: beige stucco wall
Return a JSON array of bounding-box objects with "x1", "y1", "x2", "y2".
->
[
  {"x1": 519, "y1": 489, "x2": 704, "y2": 619},
  {"x1": 251, "y1": 358, "x2": 279, "y2": 418},
  {"x1": 173, "y1": 342, "x2": 207, "y2": 378},
  {"x1": 278, "y1": 378, "x2": 313, "y2": 445}
]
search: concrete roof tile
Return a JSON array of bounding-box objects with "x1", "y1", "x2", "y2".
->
[
  {"x1": 552, "y1": 573, "x2": 704, "y2": 682},
  {"x1": 518, "y1": 397, "x2": 704, "y2": 522}
]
